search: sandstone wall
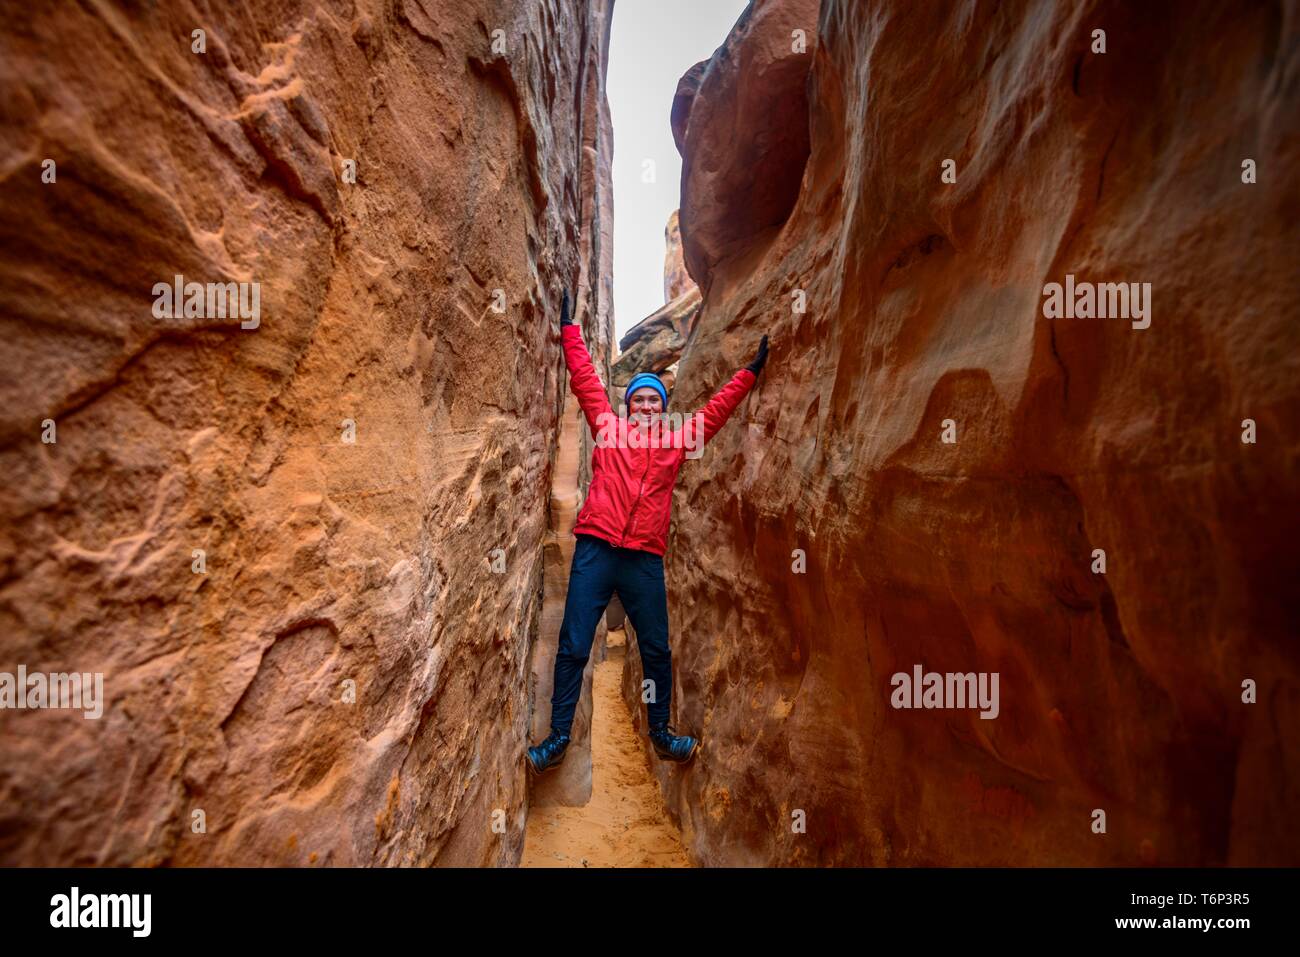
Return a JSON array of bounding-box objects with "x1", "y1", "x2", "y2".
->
[
  {"x1": 0, "y1": 0, "x2": 613, "y2": 866},
  {"x1": 531, "y1": 0, "x2": 618, "y2": 809},
  {"x1": 637, "y1": 0, "x2": 1299, "y2": 865},
  {"x1": 663, "y1": 209, "x2": 695, "y2": 303}
]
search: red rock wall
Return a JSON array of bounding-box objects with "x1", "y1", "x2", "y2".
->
[
  {"x1": 532, "y1": 0, "x2": 618, "y2": 809},
  {"x1": 638, "y1": 0, "x2": 1299, "y2": 865},
  {"x1": 663, "y1": 209, "x2": 695, "y2": 303},
  {"x1": 0, "y1": 0, "x2": 613, "y2": 865}
]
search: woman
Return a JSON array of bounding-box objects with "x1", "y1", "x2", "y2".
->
[{"x1": 526, "y1": 290, "x2": 769, "y2": 774}]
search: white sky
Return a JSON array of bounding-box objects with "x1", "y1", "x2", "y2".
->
[{"x1": 607, "y1": 0, "x2": 749, "y2": 340}]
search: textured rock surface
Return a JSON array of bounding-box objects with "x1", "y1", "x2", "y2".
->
[
  {"x1": 675, "y1": 0, "x2": 819, "y2": 295},
  {"x1": 634, "y1": 0, "x2": 1300, "y2": 865},
  {"x1": 611, "y1": 286, "x2": 699, "y2": 394},
  {"x1": 532, "y1": 0, "x2": 618, "y2": 809},
  {"x1": 0, "y1": 0, "x2": 613, "y2": 865},
  {"x1": 663, "y1": 209, "x2": 695, "y2": 303}
]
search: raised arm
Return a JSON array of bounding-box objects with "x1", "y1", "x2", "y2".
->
[
  {"x1": 695, "y1": 334, "x2": 768, "y2": 445},
  {"x1": 559, "y1": 290, "x2": 613, "y2": 433}
]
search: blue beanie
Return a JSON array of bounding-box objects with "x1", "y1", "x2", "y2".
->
[{"x1": 624, "y1": 372, "x2": 668, "y2": 410}]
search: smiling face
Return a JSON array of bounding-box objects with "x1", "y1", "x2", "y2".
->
[{"x1": 628, "y1": 386, "x2": 663, "y2": 426}]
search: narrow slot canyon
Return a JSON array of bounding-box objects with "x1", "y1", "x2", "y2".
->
[
  {"x1": 0, "y1": 0, "x2": 1296, "y2": 873},
  {"x1": 522, "y1": 627, "x2": 691, "y2": 867}
]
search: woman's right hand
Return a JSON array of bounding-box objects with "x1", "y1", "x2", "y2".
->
[{"x1": 560, "y1": 289, "x2": 573, "y2": 327}]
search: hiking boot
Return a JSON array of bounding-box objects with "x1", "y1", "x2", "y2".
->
[
  {"x1": 648, "y1": 722, "x2": 699, "y2": 763},
  {"x1": 526, "y1": 730, "x2": 570, "y2": 775}
]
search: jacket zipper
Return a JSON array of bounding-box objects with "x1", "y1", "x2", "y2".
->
[{"x1": 619, "y1": 442, "x2": 652, "y2": 546}]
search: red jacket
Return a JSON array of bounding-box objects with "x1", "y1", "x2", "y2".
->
[{"x1": 562, "y1": 323, "x2": 755, "y2": 556}]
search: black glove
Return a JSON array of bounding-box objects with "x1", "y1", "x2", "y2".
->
[
  {"x1": 560, "y1": 289, "x2": 573, "y2": 326},
  {"x1": 744, "y1": 334, "x2": 769, "y2": 375}
]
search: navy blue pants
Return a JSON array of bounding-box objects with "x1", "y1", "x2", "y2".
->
[{"x1": 549, "y1": 533, "x2": 672, "y2": 736}]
